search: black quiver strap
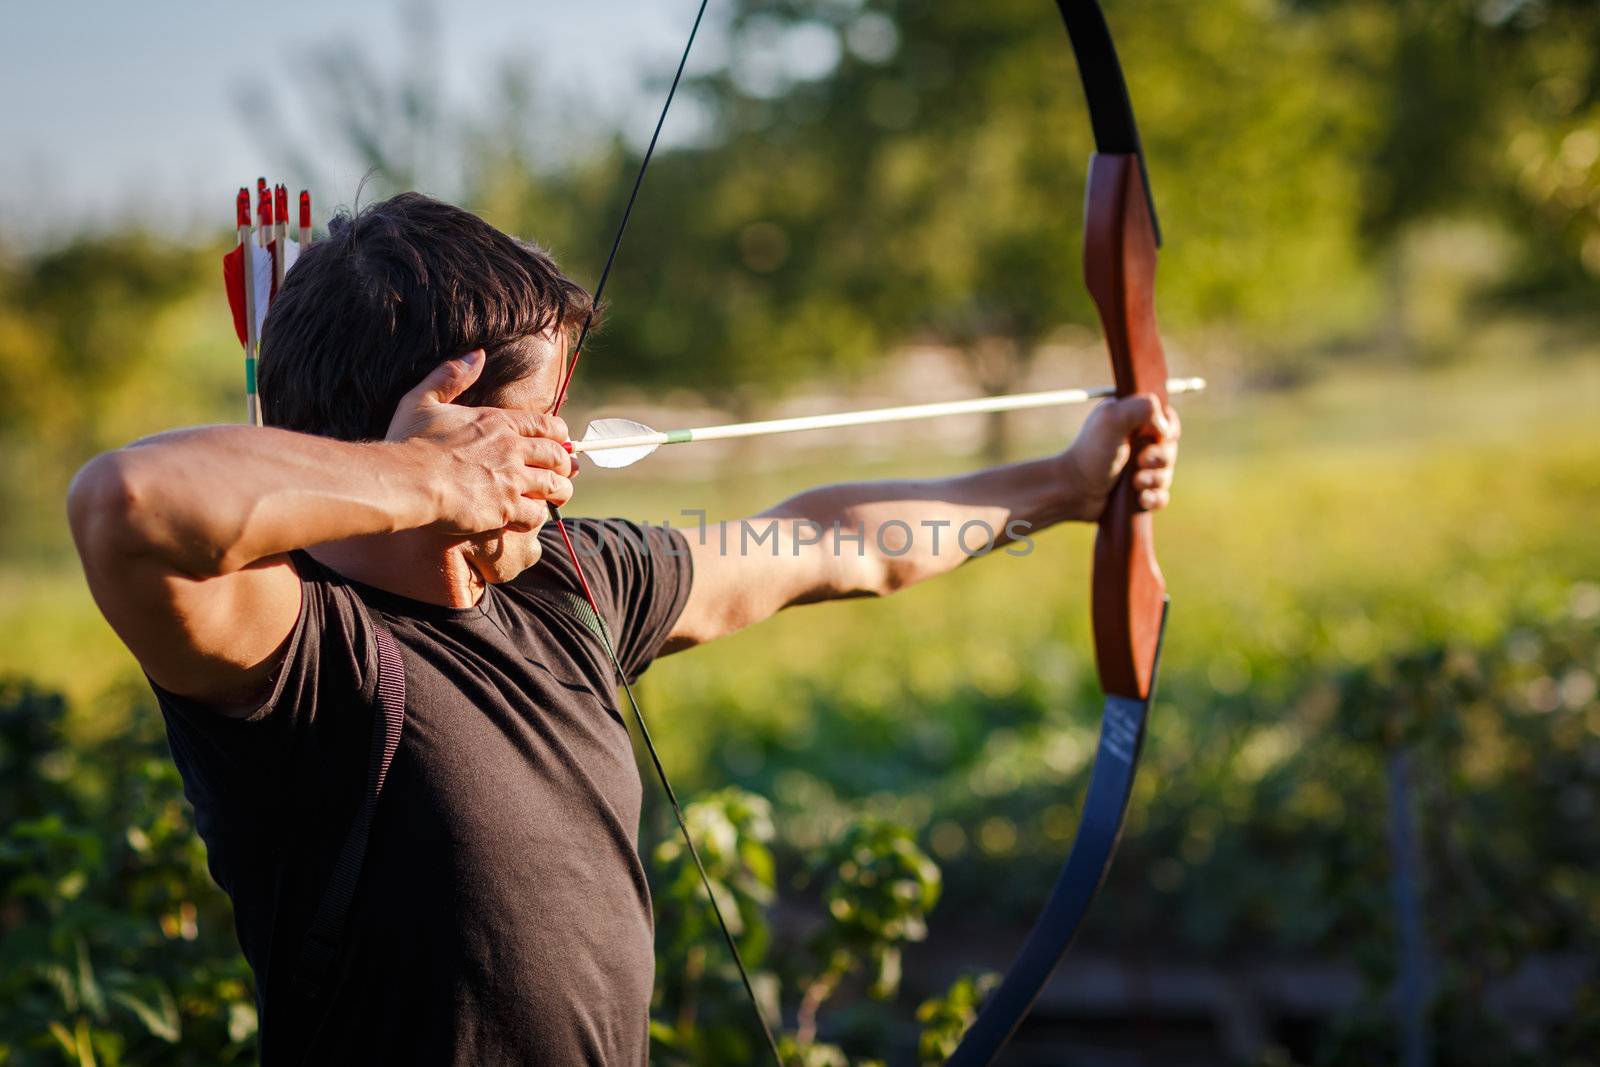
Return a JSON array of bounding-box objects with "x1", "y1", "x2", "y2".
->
[{"x1": 293, "y1": 621, "x2": 406, "y2": 1000}]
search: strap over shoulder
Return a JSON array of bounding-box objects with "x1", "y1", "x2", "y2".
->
[{"x1": 293, "y1": 619, "x2": 406, "y2": 1000}]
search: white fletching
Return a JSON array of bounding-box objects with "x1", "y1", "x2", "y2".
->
[
  {"x1": 249, "y1": 245, "x2": 273, "y2": 341},
  {"x1": 580, "y1": 418, "x2": 667, "y2": 468}
]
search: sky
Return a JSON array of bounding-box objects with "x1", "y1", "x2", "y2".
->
[{"x1": 0, "y1": 0, "x2": 715, "y2": 243}]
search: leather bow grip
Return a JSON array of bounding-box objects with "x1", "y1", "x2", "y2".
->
[{"x1": 1084, "y1": 152, "x2": 1168, "y2": 700}]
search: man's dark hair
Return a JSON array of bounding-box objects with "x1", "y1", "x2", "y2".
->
[{"x1": 259, "y1": 192, "x2": 594, "y2": 441}]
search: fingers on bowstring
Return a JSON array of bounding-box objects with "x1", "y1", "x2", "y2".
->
[
  {"x1": 504, "y1": 497, "x2": 551, "y2": 533},
  {"x1": 519, "y1": 465, "x2": 574, "y2": 509},
  {"x1": 521, "y1": 435, "x2": 575, "y2": 478},
  {"x1": 505, "y1": 410, "x2": 570, "y2": 446}
]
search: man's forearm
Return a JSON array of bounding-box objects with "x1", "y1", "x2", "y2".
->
[
  {"x1": 675, "y1": 398, "x2": 1172, "y2": 645},
  {"x1": 767, "y1": 453, "x2": 1087, "y2": 595},
  {"x1": 70, "y1": 426, "x2": 439, "y2": 578}
]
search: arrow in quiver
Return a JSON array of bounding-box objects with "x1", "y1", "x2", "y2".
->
[{"x1": 221, "y1": 179, "x2": 315, "y2": 426}]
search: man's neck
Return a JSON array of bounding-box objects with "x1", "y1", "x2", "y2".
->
[{"x1": 307, "y1": 531, "x2": 485, "y2": 608}]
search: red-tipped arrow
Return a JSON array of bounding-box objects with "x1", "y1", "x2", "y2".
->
[
  {"x1": 255, "y1": 178, "x2": 270, "y2": 247},
  {"x1": 272, "y1": 183, "x2": 289, "y2": 294},
  {"x1": 222, "y1": 186, "x2": 265, "y2": 425},
  {"x1": 222, "y1": 188, "x2": 253, "y2": 348}
]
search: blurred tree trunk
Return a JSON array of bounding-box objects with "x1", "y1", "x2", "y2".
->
[
  {"x1": 959, "y1": 334, "x2": 1035, "y2": 463},
  {"x1": 1381, "y1": 242, "x2": 1414, "y2": 361}
]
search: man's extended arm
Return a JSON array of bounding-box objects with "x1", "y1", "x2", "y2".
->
[
  {"x1": 668, "y1": 395, "x2": 1178, "y2": 650},
  {"x1": 68, "y1": 352, "x2": 572, "y2": 705}
]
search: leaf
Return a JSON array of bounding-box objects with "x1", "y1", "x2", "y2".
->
[
  {"x1": 38, "y1": 962, "x2": 75, "y2": 1011},
  {"x1": 72, "y1": 1017, "x2": 96, "y2": 1067},
  {"x1": 109, "y1": 988, "x2": 181, "y2": 1042},
  {"x1": 73, "y1": 939, "x2": 105, "y2": 1021},
  {"x1": 227, "y1": 1001, "x2": 258, "y2": 1043},
  {"x1": 869, "y1": 946, "x2": 901, "y2": 1000},
  {"x1": 46, "y1": 1021, "x2": 75, "y2": 1058}
]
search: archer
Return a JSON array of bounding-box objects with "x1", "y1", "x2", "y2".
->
[{"x1": 66, "y1": 192, "x2": 1180, "y2": 1065}]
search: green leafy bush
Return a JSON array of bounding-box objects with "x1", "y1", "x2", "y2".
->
[{"x1": 0, "y1": 682, "x2": 255, "y2": 1066}]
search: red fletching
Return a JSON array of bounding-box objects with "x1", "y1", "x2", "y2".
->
[
  {"x1": 235, "y1": 188, "x2": 250, "y2": 228},
  {"x1": 299, "y1": 190, "x2": 311, "y2": 229},
  {"x1": 274, "y1": 184, "x2": 288, "y2": 219},
  {"x1": 222, "y1": 245, "x2": 248, "y2": 346}
]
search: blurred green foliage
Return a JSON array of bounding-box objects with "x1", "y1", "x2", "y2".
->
[
  {"x1": 0, "y1": 681, "x2": 258, "y2": 1066},
  {"x1": 2, "y1": 0, "x2": 1599, "y2": 1063},
  {"x1": 6, "y1": 583, "x2": 1596, "y2": 1063}
]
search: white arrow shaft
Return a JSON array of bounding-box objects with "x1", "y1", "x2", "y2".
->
[
  {"x1": 572, "y1": 376, "x2": 1205, "y2": 456},
  {"x1": 574, "y1": 427, "x2": 673, "y2": 453}
]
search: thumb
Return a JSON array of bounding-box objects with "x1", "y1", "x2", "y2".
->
[
  {"x1": 401, "y1": 349, "x2": 485, "y2": 412},
  {"x1": 1101, "y1": 393, "x2": 1170, "y2": 441}
]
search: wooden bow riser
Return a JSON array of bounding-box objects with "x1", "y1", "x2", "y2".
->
[{"x1": 1085, "y1": 152, "x2": 1169, "y2": 701}]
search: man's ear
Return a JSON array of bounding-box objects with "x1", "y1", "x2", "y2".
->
[{"x1": 469, "y1": 330, "x2": 570, "y2": 415}]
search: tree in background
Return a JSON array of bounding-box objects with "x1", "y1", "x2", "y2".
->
[
  {"x1": 0, "y1": 235, "x2": 207, "y2": 561},
  {"x1": 662, "y1": 0, "x2": 1376, "y2": 449},
  {"x1": 240, "y1": 0, "x2": 1599, "y2": 419},
  {"x1": 245, "y1": 1, "x2": 1378, "y2": 422},
  {"x1": 1291, "y1": 0, "x2": 1600, "y2": 348}
]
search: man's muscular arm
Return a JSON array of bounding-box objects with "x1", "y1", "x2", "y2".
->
[
  {"x1": 68, "y1": 351, "x2": 573, "y2": 705},
  {"x1": 667, "y1": 394, "x2": 1178, "y2": 650}
]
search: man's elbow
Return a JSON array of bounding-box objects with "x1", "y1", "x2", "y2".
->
[
  {"x1": 67, "y1": 451, "x2": 191, "y2": 574},
  {"x1": 870, "y1": 555, "x2": 927, "y2": 597},
  {"x1": 835, "y1": 526, "x2": 920, "y2": 598}
]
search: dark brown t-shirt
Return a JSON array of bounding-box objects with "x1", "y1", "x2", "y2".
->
[{"x1": 152, "y1": 519, "x2": 693, "y2": 1066}]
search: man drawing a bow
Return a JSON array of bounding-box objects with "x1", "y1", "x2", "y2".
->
[{"x1": 68, "y1": 193, "x2": 1180, "y2": 1065}]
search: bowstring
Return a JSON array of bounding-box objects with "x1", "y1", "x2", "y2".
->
[{"x1": 545, "y1": 2, "x2": 786, "y2": 1063}]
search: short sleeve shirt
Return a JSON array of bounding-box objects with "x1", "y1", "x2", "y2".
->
[{"x1": 152, "y1": 519, "x2": 692, "y2": 1066}]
